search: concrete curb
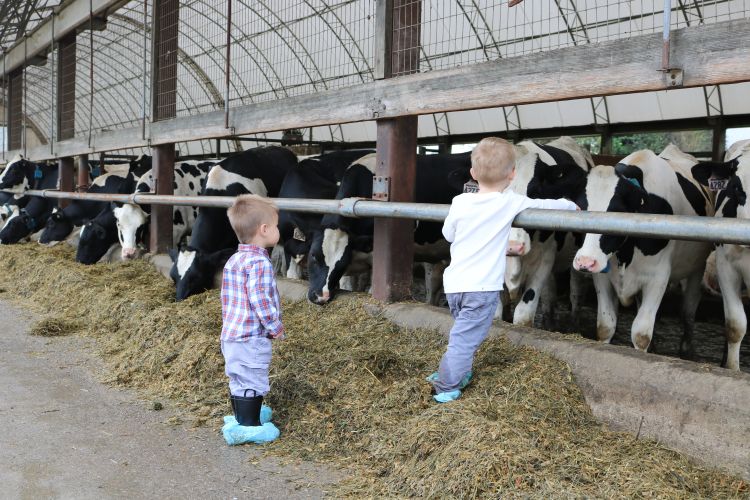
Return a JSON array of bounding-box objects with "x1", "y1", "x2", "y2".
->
[{"x1": 273, "y1": 278, "x2": 750, "y2": 480}]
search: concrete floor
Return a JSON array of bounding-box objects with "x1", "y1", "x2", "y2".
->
[{"x1": 0, "y1": 299, "x2": 340, "y2": 500}]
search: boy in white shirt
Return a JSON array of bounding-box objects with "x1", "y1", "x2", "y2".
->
[{"x1": 428, "y1": 137, "x2": 579, "y2": 403}]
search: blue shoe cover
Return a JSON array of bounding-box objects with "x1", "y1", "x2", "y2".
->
[
  {"x1": 222, "y1": 420, "x2": 280, "y2": 445},
  {"x1": 425, "y1": 371, "x2": 473, "y2": 390},
  {"x1": 433, "y1": 389, "x2": 461, "y2": 403},
  {"x1": 223, "y1": 404, "x2": 273, "y2": 426}
]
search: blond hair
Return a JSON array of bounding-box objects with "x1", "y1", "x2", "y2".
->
[
  {"x1": 471, "y1": 137, "x2": 516, "y2": 185},
  {"x1": 227, "y1": 194, "x2": 278, "y2": 243}
]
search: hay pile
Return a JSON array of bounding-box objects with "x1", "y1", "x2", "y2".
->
[{"x1": 0, "y1": 243, "x2": 747, "y2": 498}]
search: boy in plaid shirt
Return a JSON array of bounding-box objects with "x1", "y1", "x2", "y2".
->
[{"x1": 220, "y1": 194, "x2": 283, "y2": 445}]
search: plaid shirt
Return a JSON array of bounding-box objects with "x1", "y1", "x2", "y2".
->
[{"x1": 220, "y1": 244, "x2": 284, "y2": 341}]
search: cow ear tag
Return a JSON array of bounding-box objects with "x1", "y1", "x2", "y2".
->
[
  {"x1": 708, "y1": 176, "x2": 729, "y2": 192},
  {"x1": 34, "y1": 166, "x2": 43, "y2": 179},
  {"x1": 463, "y1": 180, "x2": 479, "y2": 193},
  {"x1": 625, "y1": 177, "x2": 641, "y2": 189},
  {"x1": 292, "y1": 227, "x2": 306, "y2": 242}
]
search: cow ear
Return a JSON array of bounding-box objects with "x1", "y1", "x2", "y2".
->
[{"x1": 351, "y1": 235, "x2": 373, "y2": 253}]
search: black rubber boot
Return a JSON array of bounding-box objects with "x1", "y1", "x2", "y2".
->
[{"x1": 230, "y1": 391, "x2": 263, "y2": 427}]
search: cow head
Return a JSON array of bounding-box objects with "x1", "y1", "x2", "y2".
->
[
  {"x1": 76, "y1": 215, "x2": 115, "y2": 265},
  {"x1": 114, "y1": 203, "x2": 149, "y2": 260},
  {"x1": 573, "y1": 163, "x2": 649, "y2": 273},
  {"x1": 170, "y1": 246, "x2": 236, "y2": 301},
  {"x1": 0, "y1": 204, "x2": 19, "y2": 230},
  {"x1": 692, "y1": 141, "x2": 750, "y2": 222},
  {"x1": 306, "y1": 156, "x2": 375, "y2": 305},
  {"x1": 0, "y1": 209, "x2": 39, "y2": 244},
  {"x1": 39, "y1": 208, "x2": 74, "y2": 245},
  {"x1": 0, "y1": 155, "x2": 34, "y2": 193},
  {"x1": 507, "y1": 140, "x2": 590, "y2": 256}
]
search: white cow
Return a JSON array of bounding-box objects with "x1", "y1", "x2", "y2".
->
[
  {"x1": 573, "y1": 145, "x2": 714, "y2": 357},
  {"x1": 691, "y1": 139, "x2": 750, "y2": 370}
]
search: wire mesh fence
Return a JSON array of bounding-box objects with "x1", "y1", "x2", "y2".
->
[{"x1": 400, "y1": 0, "x2": 750, "y2": 77}]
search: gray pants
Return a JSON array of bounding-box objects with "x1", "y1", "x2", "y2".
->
[
  {"x1": 221, "y1": 337, "x2": 273, "y2": 397},
  {"x1": 434, "y1": 291, "x2": 500, "y2": 393}
]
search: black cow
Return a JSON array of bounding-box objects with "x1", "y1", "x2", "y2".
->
[
  {"x1": 278, "y1": 149, "x2": 375, "y2": 279},
  {"x1": 169, "y1": 146, "x2": 297, "y2": 301},
  {"x1": 39, "y1": 163, "x2": 147, "y2": 245},
  {"x1": 307, "y1": 152, "x2": 472, "y2": 304},
  {"x1": 0, "y1": 162, "x2": 60, "y2": 244},
  {"x1": 74, "y1": 157, "x2": 152, "y2": 264}
]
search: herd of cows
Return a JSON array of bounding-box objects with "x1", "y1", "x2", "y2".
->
[{"x1": 0, "y1": 137, "x2": 748, "y2": 371}]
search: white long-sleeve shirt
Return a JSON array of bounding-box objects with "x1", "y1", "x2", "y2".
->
[{"x1": 441, "y1": 191, "x2": 578, "y2": 294}]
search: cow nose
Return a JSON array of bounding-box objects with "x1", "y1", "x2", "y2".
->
[
  {"x1": 574, "y1": 256, "x2": 597, "y2": 273},
  {"x1": 122, "y1": 247, "x2": 137, "y2": 259},
  {"x1": 507, "y1": 241, "x2": 526, "y2": 256}
]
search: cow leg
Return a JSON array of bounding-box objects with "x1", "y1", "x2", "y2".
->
[
  {"x1": 424, "y1": 260, "x2": 447, "y2": 306},
  {"x1": 340, "y1": 275, "x2": 355, "y2": 291},
  {"x1": 286, "y1": 255, "x2": 303, "y2": 280},
  {"x1": 540, "y1": 273, "x2": 557, "y2": 331},
  {"x1": 512, "y1": 250, "x2": 554, "y2": 327},
  {"x1": 630, "y1": 276, "x2": 669, "y2": 352},
  {"x1": 593, "y1": 273, "x2": 618, "y2": 342},
  {"x1": 569, "y1": 270, "x2": 587, "y2": 333},
  {"x1": 717, "y1": 258, "x2": 746, "y2": 371},
  {"x1": 678, "y1": 272, "x2": 703, "y2": 360}
]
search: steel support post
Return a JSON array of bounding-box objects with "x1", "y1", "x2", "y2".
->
[
  {"x1": 712, "y1": 120, "x2": 726, "y2": 161},
  {"x1": 150, "y1": 144, "x2": 174, "y2": 254},
  {"x1": 372, "y1": 0, "x2": 421, "y2": 302},
  {"x1": 58, "y1": 157, "x2": 75, "y2": 208},
  {"x1": 77, "y1": 154, "x2": 90, "y2": 191}
]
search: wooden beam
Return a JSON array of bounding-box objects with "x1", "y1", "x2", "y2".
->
[
  {"x1": 150, "y1": 144, "x2": 174, "y2": 254},
  {"x1": 372, "y1": 117, "x2": 418, "y2": 302},
  {"x1": 10, "y1": 18, "x2": 750, "y2": 161},
  {"x1": 57, "y1": 35, "x2": 76, "y2": 141}
]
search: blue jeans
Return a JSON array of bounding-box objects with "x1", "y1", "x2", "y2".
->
[{"x1": 433, "y1": 291, "x2": 500, "y2": 393}]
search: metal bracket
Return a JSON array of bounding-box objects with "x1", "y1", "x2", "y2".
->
[
  {"x1": 660, "y1": 68, "x2": 683, "y2": 88},
  {"x1": 372, "y1": 176, "x2": 390, "y2": 201},
  {"x1": 369, "y1": 98, "x2": 386, "y2": 119}
]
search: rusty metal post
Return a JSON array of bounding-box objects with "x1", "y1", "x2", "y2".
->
[
  {"x1": 7, "y1": 69, "x2": 23, "y2": 151},
  {"x1": 58, "y1": 157, "x2": 74, "y2": 208},
  {"x1": 150, "y1": 144, "x2": 174, "y2": 253},
  {"x1": 371, "y1": 0, "x2": 421, "y2": 302},
  {"x1": 77, "y1": 154, "x2": 90, "y2": 191},
  {"x1": 57, "y1": 35, "x2": 76, "y2": 141}
]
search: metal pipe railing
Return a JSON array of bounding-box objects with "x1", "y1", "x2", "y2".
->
[{"x1": 10, "y1": 188, "x2": 750, "y2": 246}]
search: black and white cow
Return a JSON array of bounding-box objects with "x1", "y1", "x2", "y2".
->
[
  {"x1": 38, "y1": 165, "x2": 137, "y2": 245},
  {"x1": 691, "y1": 139, "x2": 750, "y2": 370},
  {"x1": 0, "y1": 161, "x2": 60, "y2": 244},
  {"x1": 74, "y1": 158, "x2": 152, "y2": 264},
  {"x1": 573, "y1": 145, "x2": 713, "y2": 358},
  {"x1": 306, "y1": 152, "x2": 472, "y2": 305},
  {"x1": 113, "y1": 160, "x2": 215, "y2": 260},
  {"x1": 501, "y1": 137, "x2": 593, "y2": 328},
  {"x1": 278, "y1": 149, "x2": 375, "y2": 280},
  {"x1": 169, "y1": 146, "x2": 297, "y2": 301}
]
